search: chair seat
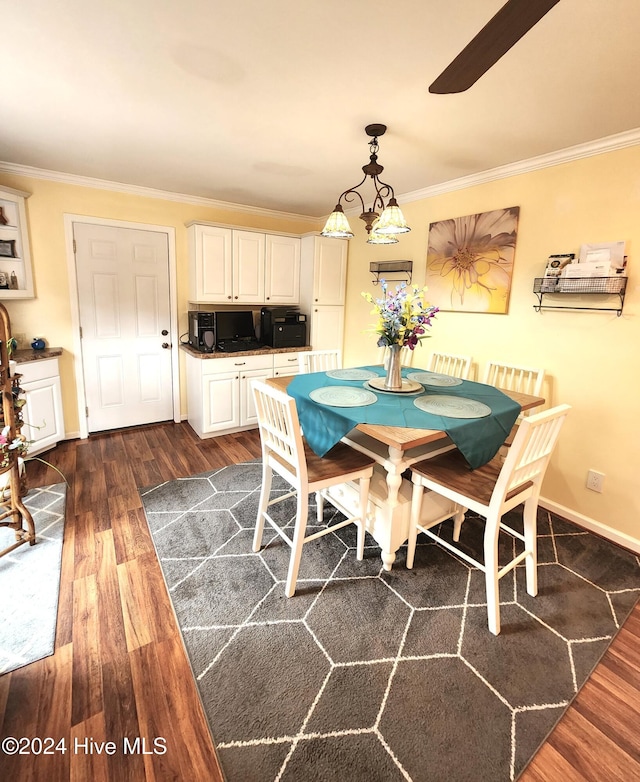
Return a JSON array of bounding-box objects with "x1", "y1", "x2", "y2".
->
[
  {"x1": 295, "y1": 442, "x2": 375, "y2": 482},
  {"x1": 412, "y1": 449, "x2": 532, "y2": 507}
]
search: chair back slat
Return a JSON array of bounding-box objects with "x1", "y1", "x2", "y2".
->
[
  {"x1": 483, "y1": 361, "x2": 545, "y2": 397},
  {"x1": 299, "y1": 350, "x2": 342, "y2": 373},
  {"x1": 252, "y1": 380, "x2": 307, "y2": 483},
  {"x1": 495, "y1": 404, "x2": 571, "y2": 505},
  {"x1": 427, "y1": 352, "x2": 472, "y2": 379}
]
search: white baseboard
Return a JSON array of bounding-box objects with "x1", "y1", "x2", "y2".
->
[{"x1": 539, "y1": 497, "x2": 640, "y2": 555}]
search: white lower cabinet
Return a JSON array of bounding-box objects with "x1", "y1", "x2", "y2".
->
[
  {"x1": 202, "y1": 370, "x2": 241, "y2": 432},
  {"x1": 272, "y1": 352, "x2": 304, "y2": 378},
  {"x1": 309, "y1": 305, "x2": 345, "y2": 352},
  {"x1": 17, "y1": 358, "x2": 65, "y2": 455},
  {"x1": 239, "y1": 366, "x2": 273, "y2": 427},
  {"x1": 186, "y1": 351, "x2": 307, "y2": 438}
]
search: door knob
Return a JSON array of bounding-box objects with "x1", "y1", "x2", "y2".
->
[
  {"x1": 161, "y1": 329, "x2": 168, "y2": 336},
  {"x1": 162, "y1": 342, "x2": 170, "y2": 349}
]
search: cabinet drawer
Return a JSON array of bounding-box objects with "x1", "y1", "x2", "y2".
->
[
  {"x1": 273, "y1": 352, "x2": 305, "y2": 370},
  {"x1": 200, "y1": 354, "x2": 272, "y2": 376},
  {"x1": 16, "y1": 357, "x2": 60, "y2": 383}
]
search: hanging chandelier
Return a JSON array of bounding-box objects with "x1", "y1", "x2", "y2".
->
[{"x1": 321, "y1": 124, "x2": 410, "y2": 245}]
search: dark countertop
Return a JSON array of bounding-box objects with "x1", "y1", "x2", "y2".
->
[
  {"x1": 180, "y1": 343, "x2": 310, "y2": 359},
  {"x1": 12, "y1": 347, "x2": 63, "y2": 363}
]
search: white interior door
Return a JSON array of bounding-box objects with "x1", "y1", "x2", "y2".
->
[{"x1": 74, "y1": 222, "x2": 174, "y2": 433}]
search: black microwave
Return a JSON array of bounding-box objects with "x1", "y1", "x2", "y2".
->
[{"x1": 188, "y1": 311, "x2": 216, "y2": 352}]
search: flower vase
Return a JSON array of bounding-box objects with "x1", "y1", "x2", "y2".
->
[{"x1": 384, "y1": 344, "x2": 403, "y2": 390}]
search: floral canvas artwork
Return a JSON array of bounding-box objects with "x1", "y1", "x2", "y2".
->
[{"x1": 426, "y1": 206, "x2": 520, "y2": 314}]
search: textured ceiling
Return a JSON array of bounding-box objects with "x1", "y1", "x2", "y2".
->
[{"x1": 2, "y1": 0, "x2": 640, "y2": 217}]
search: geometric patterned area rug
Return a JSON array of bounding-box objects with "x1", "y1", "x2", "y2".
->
[
  {"x1": 0, "y1": 483, "x2": 66, "y2": 675},
  {"x1": 140, "y1": 462, "x2": 640, "y2": 782}
]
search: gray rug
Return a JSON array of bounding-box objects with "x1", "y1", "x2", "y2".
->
[
  {"x1": 140, "y1": 462, "x2": 640, "y2": 782},
  {"x1": 0, "y1": 483, "x2": 66, "y2": 675}
]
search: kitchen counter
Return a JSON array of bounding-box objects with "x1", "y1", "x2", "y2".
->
[
  {"x1": 12, "y1": 347, "x2": 63, "y2": 363},
  {"x1": 180, "y1": 343, "x2": 310, "y2": 359}
]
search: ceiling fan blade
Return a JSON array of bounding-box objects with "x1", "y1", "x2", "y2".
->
[{"x1": 429, "y1": 0, "x2": 561, "y2": 94}]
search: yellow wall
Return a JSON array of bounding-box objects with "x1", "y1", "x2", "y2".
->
[
  {"x1": 2, "y1": 144, "x2": 639, "y2": 543},
  {"x1": 343, "y1": 144, "x2": 640, "y2": 541},
  {"x1": 0, "y1": 172, "x2": 317, "y2": 436}
]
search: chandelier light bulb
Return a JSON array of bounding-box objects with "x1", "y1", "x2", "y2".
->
[
  {"x1": 372, "y1": 198, "x2": 411, "y2": 235},
  {"x1": 367, "y1": 219, "x2": 399, "y2": 244},
  {"x1": 321, "y1": 204, "x2": 354, "y2": 238}
]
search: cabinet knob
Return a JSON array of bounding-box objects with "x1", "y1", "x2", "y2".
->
[
  {"x1": 234, "y1": 296, "x2": 238, "y2": 300},
  {"x1": 266, "y1": 297, "x2": 270, "y2": 300},
  {"x1": 227, "y1": 295, "x2": 232, "y2": 300},
  {"x1": 161, "y1": 342, "x2": 170, "y2": 349}
]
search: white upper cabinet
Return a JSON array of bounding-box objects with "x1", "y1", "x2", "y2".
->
[
  {"x1": 265, "y1": 234, "x2": 301, "y2": 304},
  {"x1": 0, "y1": 186, "x2": 35, "y2": 300},
  {"x1": 307, "y1": 235, "x2": 347, "y2": 305},
  {"x1": 232, "y1": 230, "x2": 265, "y2": 303},
  {"x1": 188, "y1": 223, "x2": 300, "y2": 305},
  {"x1": 188, "y1": 224, "x2": 232, "y2": 302}
]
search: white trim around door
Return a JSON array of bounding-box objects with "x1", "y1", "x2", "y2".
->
[{"x1": 64, "y1": 214, "x2": 180, "y2": 440}]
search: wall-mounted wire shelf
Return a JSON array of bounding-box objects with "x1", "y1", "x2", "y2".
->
[
  {"x1": 533, "y1": 276, "x2": 627, "y2": 316},
  {"x1": 370, "y1": 260, "x2": 413, "y2": 285}
]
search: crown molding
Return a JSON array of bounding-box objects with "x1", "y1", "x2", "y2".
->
[
  {"x1": 398, "y1": 127, "x2": 640, "y2": 204},
  {"x1": 0, "y1": 161, "x2": 319, "y2": 224},
  {"x1": 3, "y1": 126, "x2": 640, "y2": 222}
]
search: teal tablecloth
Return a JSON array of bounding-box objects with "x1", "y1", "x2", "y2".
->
[{"x1": 287, "y1": 366, "x2": 521, "y2": 469}]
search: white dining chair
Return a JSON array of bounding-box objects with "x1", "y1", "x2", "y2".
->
[
  {"x1": 251, "y1": 380, "x2": 375, "y2": 597},
  {"x1": 298, "y1": 349, "x2": 342, "y2": 373},
  {"x1": 426, "y1": 351, "x2": 472, "y2": 379},
  {"x1": 407, "y1": 403, "x2": 571, "y2": 635},
  {"x1": 483, "y1": 361, "x2": 545, "y2": 400},
  {"x1": 483, "y1": 361, "x2": 546, "y2": 451}
]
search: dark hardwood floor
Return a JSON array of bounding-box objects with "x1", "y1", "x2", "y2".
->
[{"x1": 0, "y1": 421, "x2": 638, "y2": 781}]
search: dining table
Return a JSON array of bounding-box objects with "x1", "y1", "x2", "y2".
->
[{"x1": 267, "y1": 364, "x2": 545, "y2": 570}]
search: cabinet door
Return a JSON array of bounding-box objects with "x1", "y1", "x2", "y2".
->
[
  {"x1": 314, "y1": 237, "x2": 347, "y2": 305},
  {"x1": 233, "y1": 231, "x2": 265, "y2": 303},
  {"x1": 310, "y1": 306, "x2": 344, "y2": 351},
  {"x1": 272, "y1": 352, "x2": 304, "y2": 378},
  {"x1": 265, "y1": 235, "x2": 300, "y2": 304},
  {"x1": 239, "y1": 366, "x2": 273, "y2": 426},
  {"x1": 202, "y1": 371, "x2": 240, "y2": 432},
  {"x1": 189, "y1": 225, "x2": 233, "y2": 302},
  {"x1": 21, "y1": 376, "x2": 65, "y2": 455}
]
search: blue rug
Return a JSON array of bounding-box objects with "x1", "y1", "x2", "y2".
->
[{"x1": 0, "y1": 484, "x2": 66, "y2": 675}]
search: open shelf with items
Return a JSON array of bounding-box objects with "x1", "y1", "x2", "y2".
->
[
  {"x1": 0, "y1": 186, "x2": 35, "y2": 300},
  {"x1": 533, "y1": 277, "x2": 627, "y2": 316}
]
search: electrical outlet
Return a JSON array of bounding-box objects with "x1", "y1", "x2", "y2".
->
[{"x1": 586, "y1": 469, "x2": 605, "y2": 493}]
